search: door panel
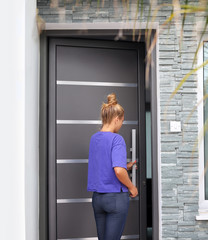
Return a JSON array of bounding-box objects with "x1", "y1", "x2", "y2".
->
[
  {"x1": 57, "y1": 85, "x2": 138, "y2": 120},
  {"x1": 57, "y1": 163, "x2": 91, "y2": 199},
  {"x1": 57, "y1": 202, "x2": 97, "y2": 238},
  {"x1": 57, "y1": 45, "x2": 137, "y2": 83},
  {"x1": 124, "y1": 201, "x2": 140, "y2": 235},
  {"x1": 49, "y1": 38, "x2": 146, "y2": 240}
]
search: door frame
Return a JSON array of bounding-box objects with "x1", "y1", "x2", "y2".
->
[{"x1": 39, "y1": 24, "x2": 160, "y2": 240}]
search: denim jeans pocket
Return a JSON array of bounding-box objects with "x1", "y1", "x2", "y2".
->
[{"x1": 103, "y1": 194, "x2": 117, "y2": 213}]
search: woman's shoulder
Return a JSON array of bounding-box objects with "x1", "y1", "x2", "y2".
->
[
  {"x1": 90, "y1": 132, "x2": 124, "y2": 141},
  {"x1": 112, "y1": 133, "x2": 125, "y2": 145},
  {"x1": 90, "y1": 131, "x2": 113, "y2": 140}
]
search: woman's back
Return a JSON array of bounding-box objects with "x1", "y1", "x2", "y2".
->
[{"x1": 87, "y1": 131, "x2": 128, "y2": 193}]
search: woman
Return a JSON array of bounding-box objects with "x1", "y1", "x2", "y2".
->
[{"x1": 87, "y1": 93, "x2": 138, "y2": 240}]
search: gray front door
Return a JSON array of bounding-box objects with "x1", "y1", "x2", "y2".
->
[{"x1": 48, "y1": 38, "x2": 146, "y2": 240}]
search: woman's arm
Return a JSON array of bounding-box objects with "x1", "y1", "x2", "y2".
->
[
  {"x1": 127, "y1": 160, "x2": 137, "y2": 171},
  {"x1": 114, "y1": 167, "x2": 138, "y2": 198}
]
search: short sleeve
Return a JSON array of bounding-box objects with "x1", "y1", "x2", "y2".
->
[{"x1": 111, "y1": 135, "x2": 127, "y2": 169}]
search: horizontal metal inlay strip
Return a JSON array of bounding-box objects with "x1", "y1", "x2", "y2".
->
[
  {"x1": 57, "y1": 80, "x2": 137, "y2": 87},
  {"x1": 57, "y1": 159, "x2": 138, "y2": 164},
  {"x1": 57, "y1": 198, "x2": 92, "y2": 203},
  {"x1": 121, "y1": 235, "x2": 139, "y2": 239},
  {"x1": 57, "y1": 235, "x2": 139, "y2": 240},
  {"x1": 57, "y1": 197, "x2": 139, "y2": 204},
  {"x1": 57, "y1": 120, "x2": 138, "y2": 125},
  {"x1": 58, "y1": 238, "x2": 97, "y2": 240},
  {"x1": 57, "y1": 159, "x2": 88, "y2": 164}
]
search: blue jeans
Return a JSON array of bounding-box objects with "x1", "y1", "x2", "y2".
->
[{"x1": 92, "y1": 192, "x2": 130, "y2": 240}]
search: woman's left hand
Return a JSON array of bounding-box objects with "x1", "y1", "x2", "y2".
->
[{"x1": 127, "y1": 160, "x2": 137, "y2": 171}]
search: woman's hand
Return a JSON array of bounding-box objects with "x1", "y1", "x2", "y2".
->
[
  {"x1": 127, "y1": 160, "x2": 137, "y2": 171},
  {"x1": 129, "y1": 185, "x2": 138, "y2": 198},
  {"x1": 114, "y1": 167, "x2": 138, "y2": 198}
]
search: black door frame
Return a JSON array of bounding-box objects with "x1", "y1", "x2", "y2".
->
[{"x1": 39, "y1": 29, "x2": 159, "y2": 240}]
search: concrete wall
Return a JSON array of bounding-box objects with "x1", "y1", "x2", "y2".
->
[
  {"x1": 37, "y1": 0, "x2": 208, "y2": 239},
  {"x1": 25, "y1": 0, "x2": 39, "y2": 239},
  {"x1": 0, "y1": 0, "x2": 39, "y2": 240},
  {"x1": 0, "y1": 1, "x2": 26, "y2": 239}
]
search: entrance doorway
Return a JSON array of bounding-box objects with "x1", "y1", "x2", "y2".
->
[{"x1": 48, "y1": 37, "x2": 147, "y2": 240}]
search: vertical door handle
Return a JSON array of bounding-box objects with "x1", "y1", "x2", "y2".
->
[{"x1": 131, "y1": 129, "x2": 136, "y2": 186}]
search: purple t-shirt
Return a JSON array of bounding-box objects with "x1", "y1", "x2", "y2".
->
[{"x1": 87, "y1": 131, "x2": 128, "y2": 193}]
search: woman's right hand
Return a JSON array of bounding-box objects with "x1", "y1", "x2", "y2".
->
[
  {"x1": 129, "y1": 185, "x2": 138, "y2": 198},
  {"x1": 114, "y1": 167, "x2": 138, "y2": 198}
]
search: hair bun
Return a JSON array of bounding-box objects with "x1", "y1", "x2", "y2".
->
[
  {"x1": 101, "y1": 93, "x2": 124, "y2": 125},
  {"x1": 107, "y1": 93, "x2": 117, "y2": 105}
]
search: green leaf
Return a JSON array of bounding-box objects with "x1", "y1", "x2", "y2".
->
[{"x1": 169, "y1": 59, "x2": 208, "y2": 101}]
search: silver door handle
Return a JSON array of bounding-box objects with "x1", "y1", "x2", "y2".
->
[{"x1": 131, "y1": 129, "x2": 136, "y2": 186}]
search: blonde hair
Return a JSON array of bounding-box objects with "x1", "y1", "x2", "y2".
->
[{"x1": 101, "y1": 93, "x2": 124, "y2": 125}]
